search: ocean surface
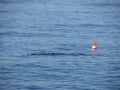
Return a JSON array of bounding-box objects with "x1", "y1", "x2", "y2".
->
[{"x1": 0, "y1": 0, "x2": 120, "y2": 90}]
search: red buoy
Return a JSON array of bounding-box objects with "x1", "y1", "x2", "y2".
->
[{"x1": 92, "y1": 41, "x2": 97, "y2": 49}]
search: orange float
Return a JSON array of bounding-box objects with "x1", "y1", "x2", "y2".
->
[{"x1": 92, "y1": 41, "x2": 97, "y2": 49}]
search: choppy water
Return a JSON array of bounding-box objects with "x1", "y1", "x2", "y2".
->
[{"x1": 0, "y1": 0, "x2": 120, "y2": 90}]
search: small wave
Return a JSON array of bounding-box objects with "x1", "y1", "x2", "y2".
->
[
  {"x1": 30, "y1": 52, "x2": 86, "y2": 56},
  {"x1": 54, "y1": 24, "x2": 67, "y2": 27}
]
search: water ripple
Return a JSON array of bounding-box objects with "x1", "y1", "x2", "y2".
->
[{"x1": 30, "y1": 52, "x2": 86, "y2": 56}]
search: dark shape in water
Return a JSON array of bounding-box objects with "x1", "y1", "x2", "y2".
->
[{"x1": 30, "y1": 52, "x2": 85, "y2": 56}]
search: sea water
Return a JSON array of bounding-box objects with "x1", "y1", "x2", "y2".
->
[{"x1": 0, "y1": 0, "x2": 120, "y2": 90}]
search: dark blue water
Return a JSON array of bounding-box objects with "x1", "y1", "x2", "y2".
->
[{"x1": 0, "y1": 0, "x2": 120, "y2": 90}]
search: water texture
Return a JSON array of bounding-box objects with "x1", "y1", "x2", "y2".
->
[{"x1": 0, "y1": 0, "x2": 120, "y2": 90}]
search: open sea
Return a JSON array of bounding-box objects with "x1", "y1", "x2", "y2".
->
[{"x1": 0, "y1": 0, "x2": 120, "y2": 90}]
